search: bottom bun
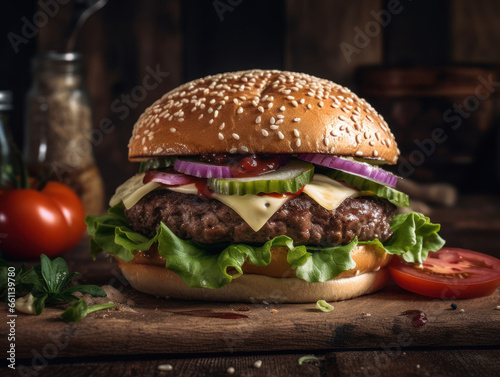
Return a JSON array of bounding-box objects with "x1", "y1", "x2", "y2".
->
[{"x1": 117, "y1": 259, "x2": 389, "y2": 303}]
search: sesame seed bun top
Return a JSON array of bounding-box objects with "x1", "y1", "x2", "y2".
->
[{"x1": 128, "y1": 69, "x2": 399, "y2": 164}]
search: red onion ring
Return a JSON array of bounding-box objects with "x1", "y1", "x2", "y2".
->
[{"x1": 298, "y1": 153, "x2": 398, "y2": 187}]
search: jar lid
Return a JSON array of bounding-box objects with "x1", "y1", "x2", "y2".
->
[
  {"x1": 32, "y1": 52, "x2": 82, "y2": 73},
  {"x1": 0, "y1": 91, "x2": 13, "y2": 111},
  {"x1": 36, "y1": 52, "x2": 82, "y2": 62}
]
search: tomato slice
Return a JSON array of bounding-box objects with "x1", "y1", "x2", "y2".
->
[{"x1": 388, "y1": 247, "x2": 500, "y2": 299}]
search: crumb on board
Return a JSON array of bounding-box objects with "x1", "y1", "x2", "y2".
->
[
  {"x1": 271, "y1": 309, "x2": 277, "y2": 313},
  {"x1": 253, "y1": 360, "x2": 262, "y2": 368},
  {"x1": 157, "y1": 364, "x2": 173, "y2": 371}
]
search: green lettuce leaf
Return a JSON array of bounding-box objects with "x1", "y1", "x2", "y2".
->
[
  {"x1": 362, "y1": 212, "x2": 445, "y2": 263},
  {"x1": 86, "y1": 205, "x2": 445, "y2": 289}
]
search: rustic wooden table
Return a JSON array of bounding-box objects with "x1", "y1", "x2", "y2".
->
[{"x1": 2, "y1": 195, "x2": 500, "y2": 377}]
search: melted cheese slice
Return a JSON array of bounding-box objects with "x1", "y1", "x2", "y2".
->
[
  {"x1": 302, "y1": 174, "x2": 359, "y2": 210},
  {"x1": 112, "y1": 172, "x2": 361, "y2": 232},
  {"x1": 168, "y1": 184, "x2": 291, "y2": 232},
  {"x1": 110, "y1": 173, "x2": 161, "y2": 209}
]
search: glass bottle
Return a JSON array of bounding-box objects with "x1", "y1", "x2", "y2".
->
[
  {"x1": 24, "y1": 52, "x2": 104, "y2": 215},
  {"x1": 0, "y1": 91, "x2": 19, "y2": 187}
]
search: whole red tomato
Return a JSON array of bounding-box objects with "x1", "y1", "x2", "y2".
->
[{"x1": 0, "y1": 182, "x2": 86, "y2": 259}]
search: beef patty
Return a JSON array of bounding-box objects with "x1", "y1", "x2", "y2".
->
[{"x1": 124, "y1": 190, "x2": 396, "y2": 246}]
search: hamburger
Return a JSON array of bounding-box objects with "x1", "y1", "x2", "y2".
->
[{"x1": 87, "y1": 69, "x2": 444, "y2": 303}]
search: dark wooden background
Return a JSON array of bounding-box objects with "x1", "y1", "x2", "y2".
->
[{"x1": 1, "y1": 0, "x2": 500, "y2": 200}]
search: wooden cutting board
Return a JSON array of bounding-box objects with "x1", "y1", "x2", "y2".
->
[{"x1": 2, "y1": 281, "x2": 499, "y2": 359}]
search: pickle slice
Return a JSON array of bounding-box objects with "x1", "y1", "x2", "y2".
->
[
  {"x1": 325, "y1": 169, "x2": 409, "y2": 207},
  {"x1": 208, "y1": 160, "x2": 314, "y2": 195},
  {"x1": 139, "y1": 157, "x2": 177, "y2": 173}
]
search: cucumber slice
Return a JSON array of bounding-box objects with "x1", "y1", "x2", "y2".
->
[
  {"x1": 325, "y1": 169, "x2": 409, "y2": 207},
  {"x1": 208, "y1": 160, "x2": 314, "y2": 195},
  {"x1": 139, "y1": 157, "x2": 177, "y2": 173}
]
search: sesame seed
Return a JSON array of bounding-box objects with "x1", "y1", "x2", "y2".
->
[
  {"x1": 331, "y1": 131, "x2": 338, "y2": 137},
  {"x1": 230, "y1": 148, "x2": 237, "y2": 154},
  {"x1": 293, "y1": 129, "x2": 300, "y2": 137},
  {"x1": 293, "y1": 118, "x2": 301, "y2": 122},
  {"x1": 386, "y1": 139, "x2": 392, "y2": 147},
  {"x1": 276, "y1": 119, "x2": 284, "y2": 125},
  {"x1": 292, "y1": 101, "x2": 298, "y2": 107},
  {"x1": 178, "y1": 118, "x2": 184, "y2": 122},
  {"x1": 375, "y1": 132, "x2": 381, "y2": 140},
  {"x1": 170, "y1": 127, "x2": 176, "y2": 133},
  {"x1": 255, "y1": 116, "x2": 261, "y2": 123},
  {"x1": 209, "y1": 119, "x2": 214, "y2": 124},
  {"x1": 279, "y1": 106, "x2": 285, "y2": 111},
  {"x1": 191, "y1": 107, "x2": 197, "y2": 112},
  {"x1": 232, "y1": 133, "x2": 240, "y2": 140},
  {"x1": 258, "y1": 106, "x2": 264, "y2": 113},
  {"x1": 369, "y1": 140, "x2": 375, "y2": 146},
  {"x1": 356, "y1": 151, "x2": 363, "y2": 156},
  {"x1": 219, "y1": 122, "x2": 225, "y2": 130},
  {"x1": 218, "y1": 133, "x2": 224, "y2": 140},
  {"x1": 373, "y1": 150, "x2": 379, "y2": 157},
  {"x1": 277, "y1": 114, "x2": 284, "y2": 119},
  {"x1": 262, "y1": 129, "x2": 269, "y2": 137},
  {"x1": 287, "y1": 96, "x2": 294, "y2": 100},
  {"x1": 324, "y1": 138, "x2": 329, "y2": 146},
  {"x1": 278, "y1": 131, "x2": 284, "y2": 139},
  {"x1": 318, "y1": 101, "x2": 324, "y2": 107},
  {"x1": 270, "y1": 125, "x2": 279, "y2": 130},
  {"x1": 237, "y1": 107, "x2": 244, "y2": 114},
  {"x1": 209, "y1": 99, "x2": 216, "y2": 104},
  {"x1": 331, "y1": 103, "x2": 339, "y2": 108},
  {"x1": 270, "y1": 117, "x2": 276, "y2": 124},
  {"x1": 214, "y1": 110, "x2": 219, "y2": 118},
  {"x1": 300, "y1": 98, "x2": 305, "y2": 104},
  {"x1": 208, "y1": 107, "x2": 213, "y2": 114},
  {"x1": 338, "y1": 115, "x2": 348, "y2": 121},
  {"x1": 356, "y1": 134, "x2": 362, "y2": 144},
  {"x1": 267, "y1": 103, "x2": 273, "y2": 109},
  {"x1": 367, "y1": 115, "x2": 374, "y2": 122},
  {"x1": 241, "y1": 146, "x2": 249, "y2": 153},
  {"x1": 296, "y1": 139, "x2": 301, "y2": 147},
  {"x1": 330, "y1": 146, "x2": 336, "y2": 153},
  {"x1": 307, "y1": 104, "x2": 312, "y2": 109}
]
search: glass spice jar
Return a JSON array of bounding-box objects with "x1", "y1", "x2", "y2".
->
[
  {"x1": 0, "y1": 91, "x2": 20, "y2": 187},
  {"x1": 24, "y1": 52, "x2": 104, "y2": 215}
]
